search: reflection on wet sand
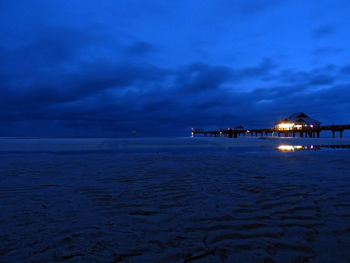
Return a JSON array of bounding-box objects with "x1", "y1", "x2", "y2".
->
[
  {"x1": 277, "y1": 144, "x2": 350, "y2": 151},
  {"x1": 1, "y1": 138, "x2": 350, "y2": 262}
]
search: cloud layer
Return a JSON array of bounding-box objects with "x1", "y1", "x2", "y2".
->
[{"x1": 1, "y1": 0, "x2": 350, "y2": 136}]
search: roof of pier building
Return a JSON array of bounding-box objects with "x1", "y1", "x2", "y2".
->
[{"x1": 277, "y1": 112, "x2": 322, "y2": 126}]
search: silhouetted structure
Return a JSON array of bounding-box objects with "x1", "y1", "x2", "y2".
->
[
  {"x1": 275, "y1": 113, "x2": 321, "y2": 131},
  {"x1": 192, "y1": 113, "x2": 350, "y2": 138}
]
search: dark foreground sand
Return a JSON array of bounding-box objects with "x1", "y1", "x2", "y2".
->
[{"x1": 1, "y1": 137, "x2": 350, "y2": 263}]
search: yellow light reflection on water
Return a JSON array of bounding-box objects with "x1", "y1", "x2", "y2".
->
[{"x1": 277, "y1": 145, "x2": 303, "y2": 151}]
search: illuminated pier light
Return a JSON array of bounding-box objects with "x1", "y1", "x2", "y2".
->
[{"x1": 277, "y1": 145, "x2": 303, "y2": 151}]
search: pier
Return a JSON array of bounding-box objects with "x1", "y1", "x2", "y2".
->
[
  {"x1": 192, "y1": 125, "x2": 350, "y2": 139},
  {"x1": 192, "y1": 113, "x2": 350, "y2": 138}
]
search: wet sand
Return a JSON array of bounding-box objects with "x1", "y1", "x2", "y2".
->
[{"x1": 1, "y1": 137, "x2": 350, "y2": 262}]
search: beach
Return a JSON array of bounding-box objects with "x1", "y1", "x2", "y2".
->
[{"x1": 1, "y1": 137, "x2": 350, "y2": 262}]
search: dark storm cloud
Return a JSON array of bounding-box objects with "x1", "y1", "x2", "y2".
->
[
  {"x1": 0, "y1": 23, "x2": 167, "y2": 107},
  {"x1": 312, "y1": 25, "x2": 336, "y2": 38},
  {"x1": 0, "y1": 26, "x2": 98, "y2": 73},
  {"x1": 218, "y1": 0, "x2": 283, "y2": 16},
  {"x1": 2, "y1": 53, "x2": 350, "y2": 135},
  {"x1": 0, "y1": 25, "x2": 169, "y2": 125},
  {"x1": 125, "y1": 41, "x2": 157, "y2": 56},
  {"x1": 175, "y1": 63, "x2": 232, "y2": 93},
  {"x1": 1, "y1": 62, "x2": 167, "y2": 105},
  {"x1": 340, "y1": 65, "x2": 350, "y2": 74},
  {"x1": 232, "y1": 59, "x2": 276, "y2": 81},
  {"x1": 241, "y1": 0, "x2": 283, "y2": 14},
  {"x1": 277, "y1": 65, "x2": 337, "y2": 87},
  {"x1": 175, "y1": 59, "x2": 276, "y2": 94},
  {"x1": 313, "y1": 47, "x2": 345, "y2": 56}
]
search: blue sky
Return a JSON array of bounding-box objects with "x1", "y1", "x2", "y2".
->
[{"x1": 1, "y1": 0, "x2": 350, "y2": 136}]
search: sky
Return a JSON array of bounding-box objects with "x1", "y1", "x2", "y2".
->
[{"x1": 1, "y1": 0, "x2": 350, "y2": 137}]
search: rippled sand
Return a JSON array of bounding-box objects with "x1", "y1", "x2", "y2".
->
[{"x1": 1, "y1": 137, "x2": 350, "y2": 262}]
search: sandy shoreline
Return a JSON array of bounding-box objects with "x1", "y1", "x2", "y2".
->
[{"x1": 1, "y1": 137, "x2": 350, "y2": 262}]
